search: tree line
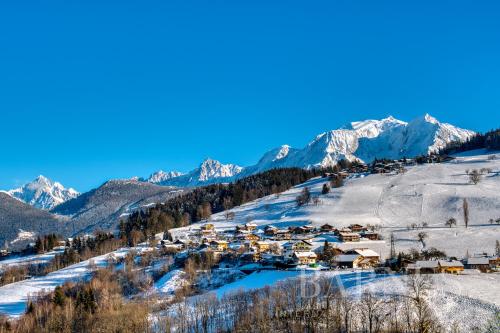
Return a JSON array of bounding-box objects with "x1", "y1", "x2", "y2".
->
[{"x1": 439, "y1": 128, "x2": 500, "y2": 155}]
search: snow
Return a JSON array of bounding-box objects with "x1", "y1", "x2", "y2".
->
[
  {"x1": 4, "y1": 175, "x2": 79, "y2": 210},
  {"x1": 8, "y1": 230, "x2": 37, "y2": 246},
  {"x1": 146, "y1": 114, "x2": 474, "y2": 187},
  {"x1": 0, "y1": 246, "x2": 152, "y2": 318},
  {"x1": 172, "y1": 150, "x2": 500, "y2": 260},
  {"x1": 153, "y1": 159, "x2": 243, "y2": 187},
  {"x1": 154, "y1": 269, "x2": 187, "y2": 295},
  {"x1": 0, "y1": 249, "x2": 65, "y2": 272},
  {"x1": 209, "y1": 269, "x2": 499, "y2": 332},
  {"x1": 147, "y1": 170, "x2": 184, "y2": 184}
]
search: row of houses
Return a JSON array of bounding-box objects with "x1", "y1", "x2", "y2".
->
[{"x1": 405, "y1": 255, "x2": 500, "y2": 274}]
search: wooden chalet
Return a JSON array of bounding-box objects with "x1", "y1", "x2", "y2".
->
[
  {"x1": 339, "y1": 232, "x2": 360, "y2": 242},
  {"x1": 320, "y1": 223, "x2": 335, "y2": 232}
]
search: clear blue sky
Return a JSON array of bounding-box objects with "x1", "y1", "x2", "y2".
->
[{"x1": 1, "y1": 0, "x2": 499, "y2": 191}]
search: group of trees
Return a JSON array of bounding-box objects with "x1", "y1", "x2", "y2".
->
[
  {"x1": 46, "y1": 232, "x2": 123, "y2": 273},
  {"x1": 0, "y1": 268, "x2": 149, "y2": 332},
  {"x1": 34, "y1": 234, "x2": 61, "y2": 254},
  {"x1": 440, "y1": 128, "x2": 500, "y2": 155},
  {"x1": 123, "y1": 167, "x2": 328, "y2": 246},
  {"x1": 154, "y1": 274, "x2": 452, "y2": 333}
]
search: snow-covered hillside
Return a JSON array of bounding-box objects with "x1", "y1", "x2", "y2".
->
[
  {"x1": 148, "y1": 114, "x2": 474, "y2": 187},
  {"x1": 5, "y1": 175, "x2": 79, "y2": 210},
  {"x1": 171, "y1": 150, "x2": 500, "y2": 258}
]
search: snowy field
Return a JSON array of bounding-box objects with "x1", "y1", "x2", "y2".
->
[
  {"x1": 0, "y1": 246, "x2": 152, "y2": 318},
  {"x1": 0, "y1": 248, "x2": 64, "y2": 272},
  {"x1": 171, "y1": 150, "x2": 500, "y2": 258}
]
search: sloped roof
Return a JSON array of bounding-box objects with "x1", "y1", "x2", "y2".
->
[{"x1": 335, "y1": 254, "x2": 361, "y2": 263}]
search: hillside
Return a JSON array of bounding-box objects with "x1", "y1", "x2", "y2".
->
[
  {"x1": 0, "y1": 193, "x2": 68, "y2": 250},
  {"x1": 51, "y1": 179, "x2": 183, "y2": 235},
  {"x1": 171, "y1": 150, "x2": 500, "y2": 258}
]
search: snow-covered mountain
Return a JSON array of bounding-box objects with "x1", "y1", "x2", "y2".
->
[
  {"x1": 248, "y1": 114, "x2": 474, "y2": 170},
  {"x1": 151, "y1": 159, "x2": 243, "y2": 187},
  {"x1": 147, "y1": 170, "x2": 184, "y2": 184},
  {"x1": 5, "y1": 175, "x2": 79, "y2": 210},
  {"x1": 146, "y1": 114, "x2": 474, "y2": 187}
]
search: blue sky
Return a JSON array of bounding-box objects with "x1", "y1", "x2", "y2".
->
[{"x1": 1, "y1": 1, "x2": 499, "y2": 191}]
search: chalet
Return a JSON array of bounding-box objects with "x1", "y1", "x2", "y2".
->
[
  {"x1": 406, "y1": 260, "x2": 464, "y2": 274},
  {"x1": 240, "y1": 250, "x2": 260, "y2": 263},
  {"x1": 293, "y1": 251, "x2": 317, "y2": 265},
  {"x1": 465, "y1": 257, "x2": 490, "y2": 271},
  {"x1": 210, "y1": 240, "x2": 228, "y2": 252},
  {"x1": 293, "y1": 225, "x2": 315, "y2": 234},
  {"x1": 243, "y1": 233, "x2": 260, "y2": 242},
  {"x1": 406, "y1": 261, "x2": 439, "y2": 274},
  {"x1": 245, "y1": 222, "x2": 258, "y2": 232},
  {"x1": 274, "y1": 230, "x2": 292, "y2": 240},
  {"x1": 437, "y1": 260, "x2": 464, "y2": 274},
  {"x1": 283, "y1": 240, "x2": 313, "y2": 260},
  {"x1": 339, "y1": 232, "x2": 360, "y2": 242},
  {"x1": 320, "y1": 224, "x2": 335, "y2": 232},
  {"x1": 200, "y1": 224, "x2": 215, "y2": 231},
  {"x1": 334, "y1": 254, "x2": 363, "y2": 268},
  {"x1": 489, "y1": 256, "x2": 500, "y2": 269},
  {"x1": 264, "y1": 225, "x2": 278, "y2": 236},
  {"x1": 345, "y1": 248, "x2": 380, "y2": 265},
  {"x1": 161, "y1": 240, "x2": 183, "y2": 251},
  {"x1": 255, "y1": 241, "x2": 271, "y2": 253},
  {"x1": 361, "y1": 232, "x2": 379, "y2": 241},
  {"x1": 349, "y1": 224, "x2": 366, "y2": 232},
  {"x1": 335, "y1": 227, "x2": 352, "y2": 235}
]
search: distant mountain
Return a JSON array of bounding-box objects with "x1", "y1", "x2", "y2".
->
[
  {"x1": 150, "y1": 159, "x2": 243, "y2": 187},
  {"x1": 146, "y1": 114, "x2": 474, "y2": 186},
  {"x1": 147, "y1": 170, "x2": 184, "y2": 184},
  {"x1": 6, "y1": 175, "x2": 79, "y2": 210},
  {"x1": 51, "y1": 179, "x2": 183, "y2": 234},
  {"x1": 0, "y1": 192, "x2": 67, "y2": 250}
]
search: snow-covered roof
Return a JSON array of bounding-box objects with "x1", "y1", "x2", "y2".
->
[
  {"x1": 335, "y1": 254, "x2": 360, "y2": 262},
  {"x1": 467, "y1": 257, "x2": 490, "y2": 265},
  {"x1": 351, "y1": 248, "x2": 380, "y2": 258},
  {"x1": 415, "y1": 260, "x2": 439, "y2": 269},
  {"x1": 293, "y1": 251, "x2": 317, "y2": 258},
  {"x1": 438, "y1": 260, "x2": 464, "y2": 268}
]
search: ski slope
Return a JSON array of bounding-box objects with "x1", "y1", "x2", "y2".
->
[{"x1": 172, "y1": 150, "x2": 500, "y2": 258}]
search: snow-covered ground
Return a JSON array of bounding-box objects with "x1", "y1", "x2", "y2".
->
[
  {"x1": 0, "y1": 246, "x2": 152, "y2": 318},
  {"x1": 205, "y1": 269, "x2": 500, "y2": 332},
  {"x1": 0, "y1": 248, "x2": 65, "y2": 272},
  {"x1": 171, "y1": 150, "x2": 500, "y2": 258}
]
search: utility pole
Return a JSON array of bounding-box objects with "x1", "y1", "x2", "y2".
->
[{"x1": 390, "y1": 233, "x2": 396, "y2": 259}]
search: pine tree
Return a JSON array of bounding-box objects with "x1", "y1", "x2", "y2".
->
[
  {"x1": 463, "y1": 198, "x2": 469, "y2": 228},
  {"x1": 322, "y1": 184, "x2": 330, "y2": 195},
  {"x1": 53, "y1": 286, "x2": 65, "y2": 306}
]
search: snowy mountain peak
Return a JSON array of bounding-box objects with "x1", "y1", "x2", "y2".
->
[
  {"x1": 144, "y1": 114, "x2": 475, "y2": 187},
  {"x1": 197, "y1": 158, "x2": 243, "y2": 182},
  {"x1": 6, "y1": 176, "x2": 79, "y2": 210},
  {"x1": 147, "y1": 170, "x2": 184, "y2": 184},
  {"x1": 347, "y1": 116, "x2": 407, "y2": 138},
  {"x1": 423, "y1": 113, "x2": 439, "y2": 124}
]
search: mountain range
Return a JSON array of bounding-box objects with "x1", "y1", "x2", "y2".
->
[
  {"x1": 148, "y1": 114, "x2": 474, "y2": 187},
  {"x1": 0, "y1": 114, "x2": 475, "y2": 248}
]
